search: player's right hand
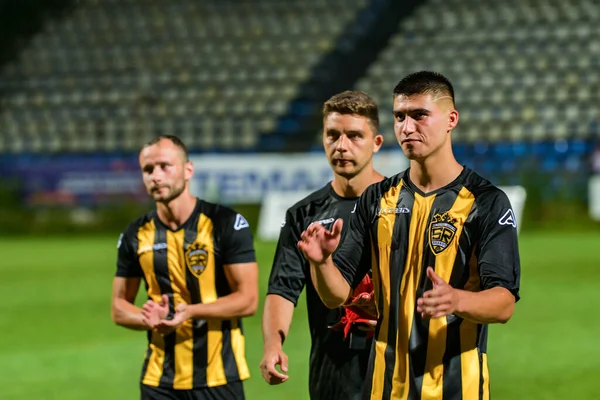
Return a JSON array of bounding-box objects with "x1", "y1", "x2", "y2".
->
[
  {"x1": 141, "y1": 294, "x2": 169, "y2": 328},
  {"x1": 259, "y1": 347, "x2": 289, "y2": 385},
  {"x1": 297, "y1": 218, "x2": 343, "y2": 263}
]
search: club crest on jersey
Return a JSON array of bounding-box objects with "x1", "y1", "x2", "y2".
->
[
  {"x1": 185, "y1": 243, "x2": 209, "y2": 277},
  {"x1": 429, "y1": 212, "x2": 458, "y2": 255}
]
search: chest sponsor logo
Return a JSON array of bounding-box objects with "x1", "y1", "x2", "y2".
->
[
  {"x1": 138, "y1": 242, "x2": 167, "y2": 254},
  {"x1": 310, "y1": 217, "x2": 335, "y2": 227},
  {"x1": 429, "y1": 212, "x2": 458, "y2": 255},
  {"x1": 377, "y1": 207, "x2": 410, "y2": 216},
  {"x1": 185, "y1": 243, "x2": 209, "y2": 277}
]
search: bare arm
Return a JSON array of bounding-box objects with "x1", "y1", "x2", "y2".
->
[
  {"x1": 455, "y1": 287, "x2": 515, "y2": 324},
  {"x1": 262, "y1": 294, "x2": 294, "y2": 349},
  {"x1": 260, "y1": 294, "x2": 294, "y2": 384},
  {"x1": 111, "y1": 276, "x2": 148, "y2": 330},
  {"x1": 185, "y1": 262, "x2": 258, "y2": 319},
  {"x1": 308, "y1": 257, "x2": 352, "y2": 309}
]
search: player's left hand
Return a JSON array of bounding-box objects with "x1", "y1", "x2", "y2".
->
[
  {"x1": 416, "y1": 267, "x2": 459, "y2": 319},
  {"x1": 155, "y1": 303, "x2": 190, "y2": 334}
]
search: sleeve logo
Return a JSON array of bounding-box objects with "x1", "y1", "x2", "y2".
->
[
  {"x1": 116, "y1": 233, "x2": 123, "y2": 249},
  {"x1": 498, "y1": 209, "x2": 517, "y2": 228},
  {"x1": 234, "y1": 214, "x2": 250, "y2": 231}
]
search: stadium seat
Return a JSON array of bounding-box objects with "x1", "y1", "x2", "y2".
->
[
  {"x1": 355, "y1": 0, "x2": 600, "y2": 151},
  {"x1": 0, "y1": 0, "x2": 368, "y2": 153}
]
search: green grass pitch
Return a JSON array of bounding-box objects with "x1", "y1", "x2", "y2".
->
[{"x1": 0, "y1": 231, "x2": 599, "y2": 399}]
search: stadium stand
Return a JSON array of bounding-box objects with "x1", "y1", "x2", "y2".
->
[
  {"x1": 356, "y1": 0, "x2": 600, "y2": 146},
  {"x1": 0, "y1": 0, "x2": 368, "y2": 153}
]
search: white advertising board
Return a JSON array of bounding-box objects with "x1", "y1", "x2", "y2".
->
[
  {"x1": 589, "y1": 175, "x2": 600, "y2": 221},
  {"x1": 188, "y1": 150, "x2": 408, "y2": 204},
  {"x1": 257, "y1": 190, "x2": 315, "y2": 241}
]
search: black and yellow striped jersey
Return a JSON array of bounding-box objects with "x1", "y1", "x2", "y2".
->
[
  {"x1": 115, "y1": 198, "x2": 256, "y2": 390},
  {"x1": 334, "y1": 167, "x2": 521, "y2": 400}
]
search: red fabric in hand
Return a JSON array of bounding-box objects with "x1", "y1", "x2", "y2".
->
[{"x1": 330, "y1": 274, "x2": 377, "y2": 340}]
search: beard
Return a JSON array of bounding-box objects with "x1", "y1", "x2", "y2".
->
[{"x1": 149, "y1": 181, "x2": 186, "y2": 204}]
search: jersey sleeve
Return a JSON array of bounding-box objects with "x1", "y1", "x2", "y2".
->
[
  {"x1": 220, "y1": 210, "x2": 257, "y2": 264},
  {"x1": 266, "y1": 209, "x2": 307, "y2": 306},
  {"x1": 115, "y1": 227, "x2": 144, "y2": 278},
  {"x1": 333, "y1": 187, "x2": 375, "y2": 289},
  {"x1": 476, "y1": 190, "x2": 521, "y2": 301}
]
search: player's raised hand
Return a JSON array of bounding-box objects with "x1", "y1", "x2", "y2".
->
[
  {"x1": 417, "y1": 267, "x2": 459, "y2": 319},
  {"x1": 141, "y1": 294, "x2": 169, "y2": 328},
  {"x1": 297, "y1": 218, "x2": 343, "y2": 263},
  {"x1": 259, "y1": 346, "x2": 289, "y2": 385}
]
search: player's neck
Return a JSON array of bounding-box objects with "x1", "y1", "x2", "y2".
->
[
  {"x1": 156, "y1": 192, "x2": 197, "y2": 230},
  {"x1": 331, "y1": 168, "x2": 384, "y2": 198},
  {"x1": 409, "y1": 149, "x2": 463, "y2": 194}
]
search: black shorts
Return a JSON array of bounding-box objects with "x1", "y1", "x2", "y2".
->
[{"x1": 140, "y1": 381, "x2": 245, "y2": 400}]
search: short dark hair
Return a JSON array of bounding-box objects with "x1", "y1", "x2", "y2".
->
[
  {"x1": 393, "y1": 71, "x2": 455, "y2": 106},
  {"x1": 323, "y1": 90, "x2": 380, "y2": 133},
  {"x1": 143, "y1": 135, "x2": 189, "y2": 161}
]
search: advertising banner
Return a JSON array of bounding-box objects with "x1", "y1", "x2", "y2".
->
[
  {"x1": 0, "y1": 155, "x2": 147, "y2": 206},
  {"x1": 1, "y1": 150, "x2": 409, "y2": 207},
  {"x1": 189, "y1": 149, "x2": 409, "y2": 204}
]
